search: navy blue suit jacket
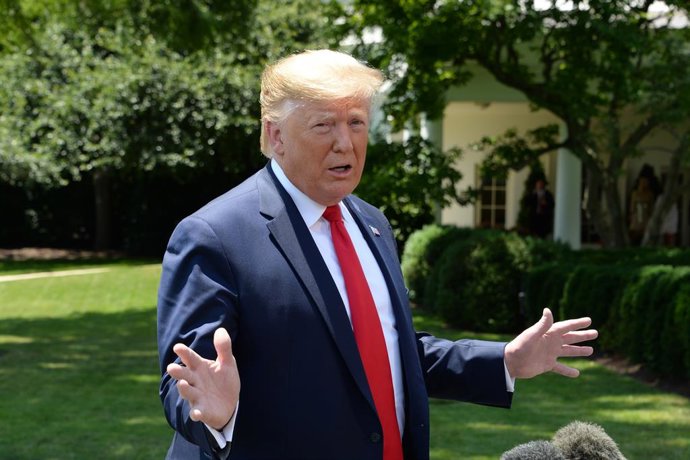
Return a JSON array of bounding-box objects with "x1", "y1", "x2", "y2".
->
[{"x1": 157, "y1": 164, "x2": 512, "y2": 460}]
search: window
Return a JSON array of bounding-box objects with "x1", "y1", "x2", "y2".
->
[{"x1": 476, "y1": 173, "x2": 506, "y2": 229}]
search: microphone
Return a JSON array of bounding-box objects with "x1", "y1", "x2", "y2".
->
[
  {"x1": 552, "y1": 421, "x2": 626, "y2": 460},
  {"x1": 500, "y1": 440, "x2": 565, "y2": 460}
]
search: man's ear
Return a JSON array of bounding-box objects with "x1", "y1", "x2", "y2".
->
[{"x1": 265, "y1": 121, "x2": 284, "y2": 156}]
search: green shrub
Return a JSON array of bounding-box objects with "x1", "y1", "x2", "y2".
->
[
  {"x1": 675, "y1": 283, "x2": 690, "y2": 378},
  {"x1": 428, "y1": 238, "x2": 478, "y2": 327},
  {"x1": 573, "y1": 247, "x2": 690, "y2": 266},
  {"x1": 615, "y1": 266, "x2": 690, "y2": 376},
  {"x1": 522, "y1": 262, "x2": 573, "y2": 322},
  {"x1": 401, "y1": 224, "x2": 474, "y2": 304},
  {"x1": 429, "y1": 230, "x2": 530, "y2": 332},
  {"x1": 555, "y1": 263, "x2": 690, "y2": 379},
  {"x1": 404, "y1": 225, "x2": 690, "y2": 377},
  {"x1": 406, "y1": 226, "x2": 572, "y2": 332},
  {"x1": 523, "y1": 237, "x2": 573, "y2": 266},
  {"x1": 560, "y1": 265, "x2": 637, "y2": 349},
  {"x1": 615, "y1": 267, "x2": 664, "y2": 362},
  {"x1": 644, "y1": 268, "x2": 689, "y2": 375}
]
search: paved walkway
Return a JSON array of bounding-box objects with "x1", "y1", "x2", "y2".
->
[{"x1": 0, "y1": 267, "x2": 111, "y2": 283}]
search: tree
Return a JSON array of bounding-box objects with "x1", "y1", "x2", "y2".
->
[
  {"x1": 0, "y1": 0, "x2": 342, "y2": 249},
  {"x1": 347, "y1": 0, "x2": 690, "y2": 247},
  {"x1": 0, "y1": 25, "x2": 263, "y2": 249},
  {"x1": 356, "y1": 135, "x2": 463, "y2": 247}
]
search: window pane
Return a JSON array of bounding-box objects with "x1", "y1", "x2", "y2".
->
[
  {"x1": 481, "y1": 209, "x2": 492, "y2": 226},
  {"x1": 495, "y1": 209, "x2": 506, "y2": 225},
  {"x1": 495, "y1": 189, "x2": 506, "y2": 205}
]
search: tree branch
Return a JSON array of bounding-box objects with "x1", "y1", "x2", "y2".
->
[{"x1": 620, "y1": 114, "x2": 662, "y2": 153}]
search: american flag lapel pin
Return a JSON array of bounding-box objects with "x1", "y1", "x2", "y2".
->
[{"x1": 369, "y1": 225, "x2": 381, "y2": 237}]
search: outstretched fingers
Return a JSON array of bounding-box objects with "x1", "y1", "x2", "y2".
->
[
  {"x1": 550, "y1": 316, "x2": 593, "y2": 335},
  {"x1": 562, "y1": 329, "x2": 599, "y2": 345},
  {"x1": 168, "y1": 342, "x2": 214, "y2": 390},
  {"x1": 552, "y1": 362, "x2": 580, "y2": 378},
  {"x1": 173, "y1": 343, "x2": 205, "y2": 370},
  {"x1": 560, "y1": 344, "x2": 594, "y2": 357}
]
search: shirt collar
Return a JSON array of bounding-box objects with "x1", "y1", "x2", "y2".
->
[{"x1": 270, "y1": 159, "x2": 352, "y2": 228}]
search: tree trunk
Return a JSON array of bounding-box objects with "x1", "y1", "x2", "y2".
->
[
  {"x1": 583, "y1": 168, "x2": 608, "y2": 246},
  {"x1": 93, "y1": 168, "x2": 112, "y2": 251},
  {"x1": 642, "y1": 133, "x2": 689, "y2": 246},
  {"x1": 603, "y1": 177, "x2": 628, "y2": 248},
  {"x1": 577, "y1": 140, "x2": 630, "y2": 248}
]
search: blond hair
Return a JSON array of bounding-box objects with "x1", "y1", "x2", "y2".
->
[{"x1": 259, "y1": 49, "x2": 384, "y2": 156}]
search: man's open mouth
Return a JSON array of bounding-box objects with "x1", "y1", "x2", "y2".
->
[{"x1": 329, "y1": 165, "x2": 352, "y2": 173}]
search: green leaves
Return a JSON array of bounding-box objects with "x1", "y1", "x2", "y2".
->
[
  {"x1": 350, "y1": 0, "x2": 690, "y2": 247},
  {"x1": 357, "y1": 135, "x2": 463, "y2": 245},
  {"x1": 0, "y1": 25, "x2": 254, "y2": 186},
  {"x1": 0, "y1": 0, "x2": 344, "y2": 188}
]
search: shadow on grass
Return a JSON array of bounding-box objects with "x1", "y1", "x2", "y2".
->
[{"x1": 0, "y1": 308, "x2": 171, "y2": 460}]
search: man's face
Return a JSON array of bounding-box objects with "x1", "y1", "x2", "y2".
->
[{"x1": 268, "y1": 99, "x2": 370, "y2": 206}]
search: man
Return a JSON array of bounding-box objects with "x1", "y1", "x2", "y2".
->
[{"x1": 157, "y1": 49, "x2": 597, "y2": 460}]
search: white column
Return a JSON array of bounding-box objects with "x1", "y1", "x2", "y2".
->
[
  {"x1": 554, "y1": 147, "x2": 582, "y2": 249},
  {"x1": 421, "y1": 113, "x2": 445, "y2": 223}
]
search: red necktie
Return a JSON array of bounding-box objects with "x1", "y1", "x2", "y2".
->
[{"x1": 323, "y1": 205, "x2": 403, "y2": 460}]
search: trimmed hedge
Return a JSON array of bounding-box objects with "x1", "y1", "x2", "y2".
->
[
  {"x1": 401, "y1": 225, "x2": 475, "y2": 304},
  {"x1": 526, "y1": 262, "x2": 690, "y2": 379},
  {"x1": 403, "y1": 224, "x2": 690, "y2": 379},
  {"x1": 522, "y1": 262, "x2": 573, "y2": 321},
  {"x1": 559, "y1": 265, "x2": 637, "y2": 344},
  {"x1": 612, "y1": 266, "x2": 690, "y2": 377},
  {"x1": 572, "y1": 247, "x2": 690, "y2": 267},
  {"x1": 431, "y1": 233, "x2": 524, "y2": 332},
  {"x1": 402, "y1": 225, "x2": 569, "y2": 332}
]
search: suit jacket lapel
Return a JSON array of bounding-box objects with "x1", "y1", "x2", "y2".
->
[{"x1": 257, "y1": 166, "x2": 375, "y2": 411}]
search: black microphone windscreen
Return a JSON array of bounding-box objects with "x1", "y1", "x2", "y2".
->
[
  {"x1": 500, "y1": 440, "x2": 565, "y2": 460},
  {"x1": 552, "y1": 421, "x2": 626, "y2": 460}
]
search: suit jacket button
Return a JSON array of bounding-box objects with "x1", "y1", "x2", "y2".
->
[{"x1": 370, "y1": 432, "x2": 381, "y2": 443}]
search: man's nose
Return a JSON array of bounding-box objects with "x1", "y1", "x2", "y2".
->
[{"x1": 332, "y1": 123, "x2": 354, "y2": 153}]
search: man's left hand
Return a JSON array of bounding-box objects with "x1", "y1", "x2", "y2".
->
[{"x1": 504, "y1": 308, "x2": 598, "y2": 379}]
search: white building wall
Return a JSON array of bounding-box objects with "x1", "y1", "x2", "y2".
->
[{"x1": 440, "y1": 101, "x2": 561, "y2": 229}]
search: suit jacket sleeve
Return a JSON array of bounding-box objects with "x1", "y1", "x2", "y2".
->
[
  {"x1": 157, "y1": 215, "x2": 238, "y2": 459},
  {"x1": 416, "y1": 332, "x2": 512, "y2": 408}
]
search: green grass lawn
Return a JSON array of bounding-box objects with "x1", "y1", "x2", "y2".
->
[
  {"x1": 0, "y1": 260, "x2": 688, "y2": 459},
  {"x1": 413, "y1": 313, "x2": 690, "y2": 459}
]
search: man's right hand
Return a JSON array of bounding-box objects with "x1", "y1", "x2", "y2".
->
[{"x1": 167, "y1": 327, "x2": 240, "y2": 430}]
